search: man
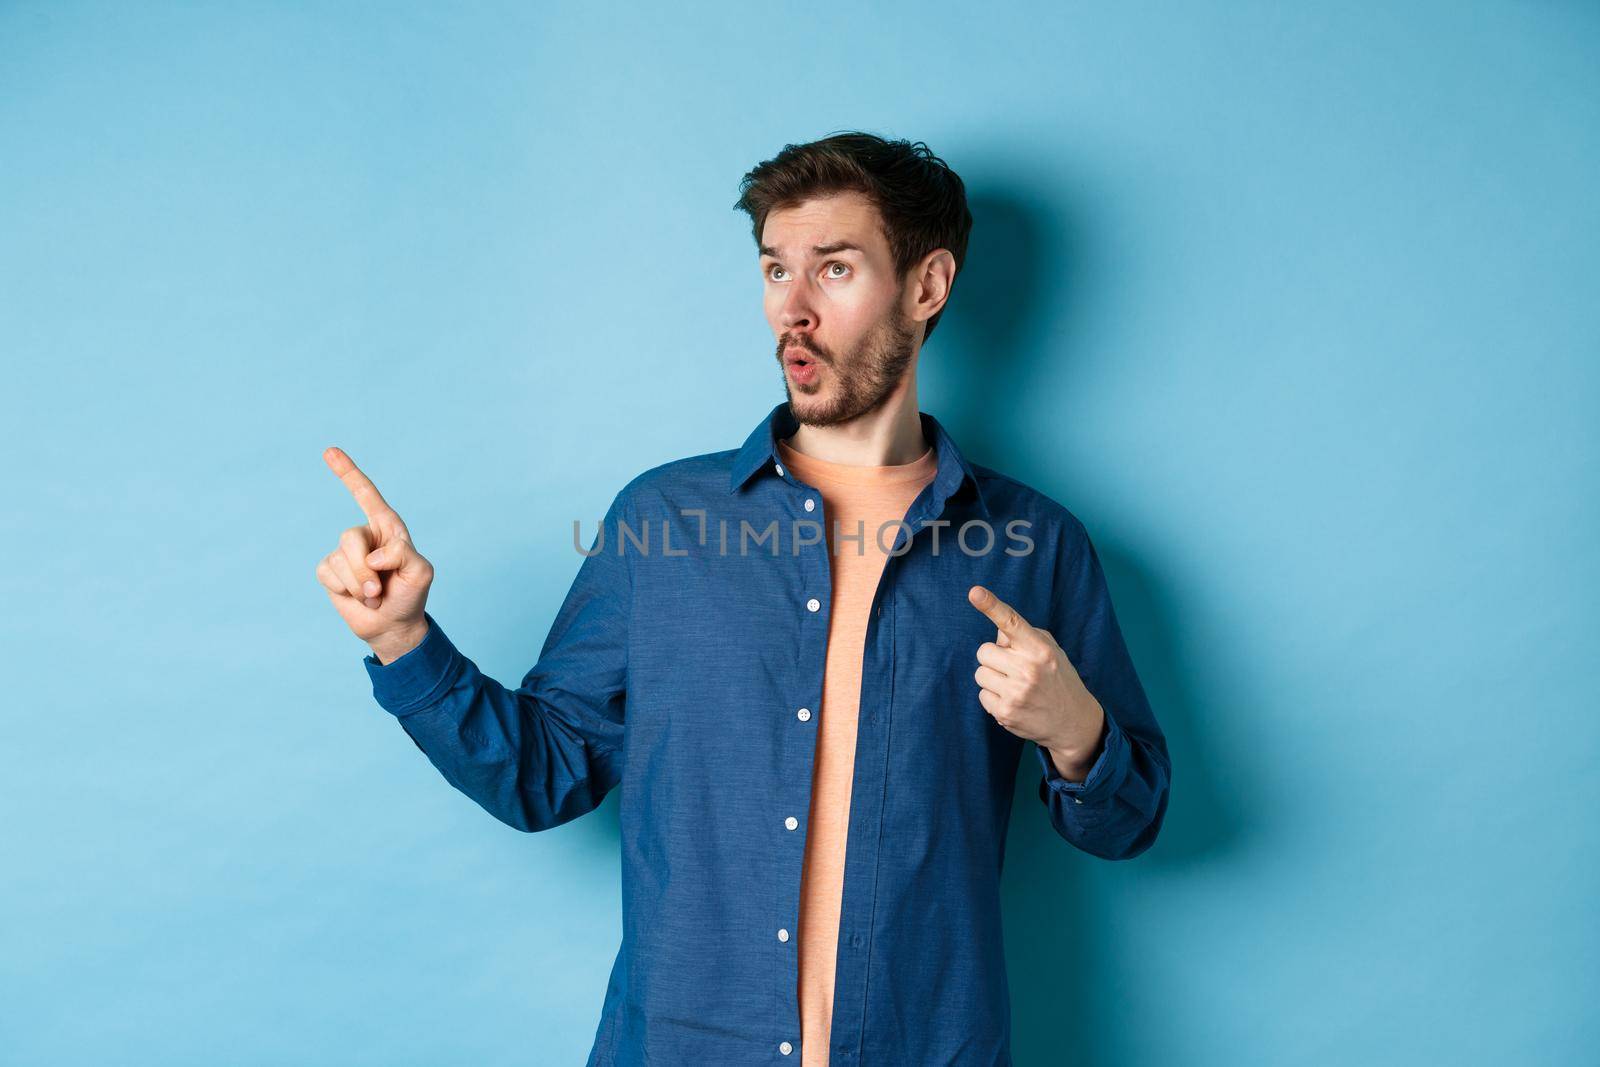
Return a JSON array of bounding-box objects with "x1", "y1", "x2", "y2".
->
[{"x1": 316, "y1": 131, "x2": 1171, "y2": 1066}]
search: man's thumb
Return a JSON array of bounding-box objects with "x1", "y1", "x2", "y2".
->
[{"x1": 367, "y1": 543, "x2": 401, "y2": 570}]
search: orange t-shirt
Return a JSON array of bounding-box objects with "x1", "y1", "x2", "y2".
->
[{"x1": 776, "y1": 435, "x2": 939, "y2": 1066}]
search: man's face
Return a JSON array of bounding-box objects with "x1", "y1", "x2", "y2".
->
[{"x1": 759, "y1": 191, "x2": 918, "y2": 427}]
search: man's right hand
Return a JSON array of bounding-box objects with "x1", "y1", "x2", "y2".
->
[{"x1": 316, "y1": 446, "x2": 435, "y2": 663}]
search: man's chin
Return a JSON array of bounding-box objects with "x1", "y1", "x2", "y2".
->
[{"x1": 786, "y1": 390, "x2": 835, "y2": 425}]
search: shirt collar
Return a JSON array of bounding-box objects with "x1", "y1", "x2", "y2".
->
[{"x1": 728, "y1": 400, "x2": 990, "y2": 520}]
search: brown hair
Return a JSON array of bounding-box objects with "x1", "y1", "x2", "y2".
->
[{"x1": 733, "y1": 130, "x2": 972, "y2": 343}]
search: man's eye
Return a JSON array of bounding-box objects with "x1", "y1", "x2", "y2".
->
[{"x1": 765, "y1": 263, "x2": 847, "y2": 281}]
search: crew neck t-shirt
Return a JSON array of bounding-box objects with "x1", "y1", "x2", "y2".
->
[{"x1": 774, "y1": 435, "x2": 939, "y2": 1066}]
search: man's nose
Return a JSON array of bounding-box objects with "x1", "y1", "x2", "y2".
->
[{"x1": 779, "y1": 275, "x2": 818, "y2": 331}]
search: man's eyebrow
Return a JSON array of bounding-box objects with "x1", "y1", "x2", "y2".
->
[{"x1": 759, "y1": 241, "x2": 866, "y2": 260}]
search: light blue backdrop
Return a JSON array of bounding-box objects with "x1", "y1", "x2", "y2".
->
[{"x1": 4, "y1": 3, "x2": 1595, "y2": 1064}]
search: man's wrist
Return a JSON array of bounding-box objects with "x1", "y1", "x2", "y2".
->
[
  {"x1": 1046, "y1": 700, "x2": 1107, "y2": 783},
  {"x1": 368, "y1": 620, "x2": 430, "y2": 666},
  {"x1": 1046, "y1": 745, "x2": 1095, "y2": 784}
]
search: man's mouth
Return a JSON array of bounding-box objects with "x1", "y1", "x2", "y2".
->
[{"x1": 785, "y1": 346, "x2": 823, "y2": 384}]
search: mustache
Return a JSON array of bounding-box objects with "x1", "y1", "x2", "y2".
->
[{"x1": 781, "y1": 339, "x2": 827, "y2": 362}]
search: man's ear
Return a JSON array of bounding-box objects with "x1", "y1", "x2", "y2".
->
[{"x1": 905, "y1": 248, "x2": 956, "y2": 325}]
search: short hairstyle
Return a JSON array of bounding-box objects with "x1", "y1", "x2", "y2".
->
[{"x1": 733, "y1": 131, "x2": 972, "y2": 343}]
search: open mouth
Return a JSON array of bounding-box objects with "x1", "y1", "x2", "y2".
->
[{"x1": 785, "y1": 347, "x2": 822, "y2": 384}]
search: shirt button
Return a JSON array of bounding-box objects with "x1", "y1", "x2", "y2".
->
[
  {"x1": 780, "y1": 1041, "x2": 793, "y2": 1055},
  {"x1": 785, "y1": 816, "x2": 798, "y2": 830},
  {"x1": 797, "y1": 707, "x2": 811, "y2": 722},
  {"x1": 1074, "y1": 796, "x2": 1084, "y2": 804},
  {"x1": 778, "y1": 928, "x2": 789, "y2": 942},
  {"x1": 775, "y1": 462, "x2": 784, "y2": 477},
  {"x1": 806, "y1": 597, "x2": 820, "y2": 612},
  {"x1": 804, "y1": 497, "x2": 816, "y2": 511}
]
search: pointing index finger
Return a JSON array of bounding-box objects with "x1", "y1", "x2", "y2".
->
[
  {"x1": 968, "y1": 584, "x2": 1032, "y2": 640},
  {"x1": 323, "y1": 446, "x2": 395, "y2": 523}
]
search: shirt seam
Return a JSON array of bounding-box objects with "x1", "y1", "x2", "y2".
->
[{"x1": 857, "y1": 557, "x2": 896, "y2": 1059}]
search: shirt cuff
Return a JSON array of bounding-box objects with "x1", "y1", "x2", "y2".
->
[
  {"x1": 362, "y1": 611, "x2": 464, "y2": 717},
  {"x1": 1036, "y1": 708, "x2": 1130, "y2": 806}
]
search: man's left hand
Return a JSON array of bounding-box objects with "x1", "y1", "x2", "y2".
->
[{"x1": 968, "y1": 584, "x2": 1106, "y2": 782}]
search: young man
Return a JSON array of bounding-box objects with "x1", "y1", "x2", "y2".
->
[{"x1": 317, "y1": 131, "x2": 1171, "y2": 1067}]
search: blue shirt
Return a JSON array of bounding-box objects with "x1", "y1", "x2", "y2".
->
[{"x1": 363, "y1": 401, "x2": 1172, "y2": 1066}]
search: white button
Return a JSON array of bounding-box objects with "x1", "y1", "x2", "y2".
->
[
  {"x1": 797, "y1": 708, "x2": 811, "y2": 721},
  {"x1": 806, "y1": 597, "x2": 820, "y2": 612},
  {"x1": 1074, "y1": 796, "x2": 1083, "y2": 804},
  {"x1": 778, "y1": 928, "x2": 789, "y2": 942},
  {"x1": 804, "y1": 497, "x2": 815, "y2": 512},
  {"x1": 775, "y1": 463, "x2": 784, "y2": 477},
  {"x1": 780, "y1": 1041, "x2": 793, "y2": 1055},
  {"x1": 785, "y1": 816, "x2": 798, "y2": 830}
]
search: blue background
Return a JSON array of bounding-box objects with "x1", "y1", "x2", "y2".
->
[{"x1": 4, "y1": 3, "x2": 1596, "y2": 1064}]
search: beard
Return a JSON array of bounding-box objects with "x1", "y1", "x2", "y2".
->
[{"x1": 776, "y1": 306, "x2": 918, "y2": 427}]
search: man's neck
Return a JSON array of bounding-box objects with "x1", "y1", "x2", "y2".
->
[{"x1": 783, "y1": 379, "x2": 928, "y2": 467}]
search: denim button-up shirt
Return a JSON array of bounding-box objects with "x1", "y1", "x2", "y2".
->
[{"x1": 363, "y1": 401, "x2": 1172, "y2": 1065}]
